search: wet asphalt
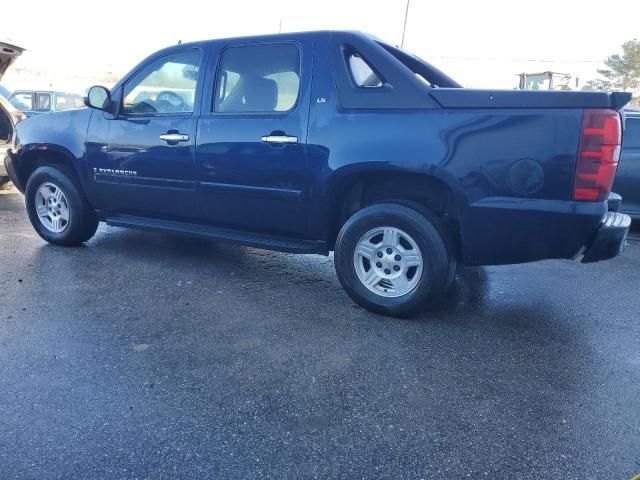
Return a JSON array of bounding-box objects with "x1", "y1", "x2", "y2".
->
[{"x1": 0, "y1": 188, "x2": 639, "y2": 480}]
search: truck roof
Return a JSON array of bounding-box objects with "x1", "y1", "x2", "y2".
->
[
  {"x1": 166, "y1": 30, "x2": 360, "y2": 50},
  {"x1": 151, "y1": 31, "x2": 381, "y2": 60}
]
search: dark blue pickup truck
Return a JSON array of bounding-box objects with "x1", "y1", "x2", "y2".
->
[{"x1": 4, "y1": 31, "x2": 632, "y2": 317}]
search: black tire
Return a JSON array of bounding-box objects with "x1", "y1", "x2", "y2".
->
[
  {"x1": 334, "y1": 203, "x2": 452, "y2": 318},
  {"x1": 384, "y1": 199, "x2": 458, "y2": 291},
  {"x1": 25, "y1": 165, "x2": 98, "y2": 246}
]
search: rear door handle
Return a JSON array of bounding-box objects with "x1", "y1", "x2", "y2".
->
[
  {"x1": 261, "y1": 135, "x2": 298, "y2": 144},
  {"x1": 160, "y1": 133, "x2": 189, "y2": 143}
]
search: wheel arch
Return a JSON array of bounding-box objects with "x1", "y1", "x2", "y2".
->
[
  {"x1": 324, "y1": 167, "x2": 465, "y2": 260},
  {"x1": 14, "y1": 144, "x2": 86, "y2": 194}
]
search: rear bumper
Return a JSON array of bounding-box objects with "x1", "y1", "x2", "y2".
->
[
  {"x1": 460, "y1": 197, "x2": 607, "y2": 266},
  {"x1": 581, "y1": 212, "x2": 631, "y2": 263}
]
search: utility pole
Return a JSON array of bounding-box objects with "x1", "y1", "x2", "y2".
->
[{"x1": 401, "y1": 0, "x2": 410, "y2": 48}]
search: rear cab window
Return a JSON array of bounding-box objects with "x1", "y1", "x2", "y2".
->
[
  {"x1": 329, "y1": 32, "x2": 447, "y2": 110},
  {"x1": 214, "y1": 43, "x2": 301, "y2": 114},
  {"x1": 347, "y1": 52, "x2": 383, "y2": 88}
]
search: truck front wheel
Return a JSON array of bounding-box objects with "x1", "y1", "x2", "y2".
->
[
  {"x1": 334, "y1": 203, "x2": 452, "y2": 318},
  {"x1": 25, "y1": 165, "x2": 98, "y2": 246}
]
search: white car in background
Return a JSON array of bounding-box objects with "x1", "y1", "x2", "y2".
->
[{"x1": 1, "y1": 42, "x2": 25, "y2": 189}]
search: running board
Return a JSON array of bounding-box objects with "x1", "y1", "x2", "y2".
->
[{"x1": 105, "y1": 215, "x2": 328, "y2": 255}]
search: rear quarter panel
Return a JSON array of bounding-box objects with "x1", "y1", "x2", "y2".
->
[
  {"x1": 309, "y1": 34, "x2": 583, "y2": 209},
  {"x1": 309, "y1": 32, "x2": 611, "y2": 265},
  {"x1": 309, "y1": 99, "x2": 603, "y2": 264},
  {"x1": 313, "y1": 108, "x2": 582, "y2": 203}
]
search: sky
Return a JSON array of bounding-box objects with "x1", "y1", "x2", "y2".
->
[{"x1": 2, "y1": 0, "x2": 639, "y2": 92}]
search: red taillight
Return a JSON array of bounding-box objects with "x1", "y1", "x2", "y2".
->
[{"x1": 573, "y1": 109, "x2": 622, "y2": 202}]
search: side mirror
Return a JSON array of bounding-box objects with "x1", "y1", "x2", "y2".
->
[{"x1": 85, "y1": 85, "x2": 111, "y2": 111}]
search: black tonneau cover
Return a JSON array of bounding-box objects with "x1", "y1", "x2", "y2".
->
[{"x1": 429, "y1": 89, "x2": 632, "y2": 110}]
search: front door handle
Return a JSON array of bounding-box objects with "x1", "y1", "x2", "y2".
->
[
  {"x1": 261, "y1": 134, "x2": 298, "y2": 144},
  {"x1": 160, "y1": 133, "x2": 189, "y2": 143}
]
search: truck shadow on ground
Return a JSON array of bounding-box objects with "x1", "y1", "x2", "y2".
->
[
  {"x1": 30, "y1": 225, "x2": 593, "y2": 411},
  {"x1": 30, "y1": 225, "x2": 567, "y2": 333}
]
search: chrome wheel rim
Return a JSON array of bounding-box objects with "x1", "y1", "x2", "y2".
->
[
  {"x1": 34, "y1": 182, "x2": 70, "y2": 233},
  {"x1": 353, "y1": 226, "x2": 423, "y2": 298}
]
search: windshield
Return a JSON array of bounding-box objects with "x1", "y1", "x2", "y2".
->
[
  {"x1": 9, "y1": 92, "x2": 33, "y2": 111},
  {"x1": 524, "y1": 74, "x2": 551, "y2": 90}
]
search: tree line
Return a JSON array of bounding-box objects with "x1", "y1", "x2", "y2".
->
[{"x1": 583, "y1": 39, "x2": 639, "y2": 107}]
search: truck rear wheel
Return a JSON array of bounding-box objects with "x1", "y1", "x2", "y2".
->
[
  {"x1": 25, "y1": 165, "x2": 98, "y2": 246},
  {"x1": 334, "y1": 203, "x2": 452, "y2": 318}
]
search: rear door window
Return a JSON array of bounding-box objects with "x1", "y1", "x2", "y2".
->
[
  {"x1": 36, "y1": 92, "x2": 51, "y2": 111},
  {"x1": 56, "y1": 94, "x2": 78, "y2": 111},
  {"x1": 214, "y1": 43, "x2": 301, "y2": 113}
]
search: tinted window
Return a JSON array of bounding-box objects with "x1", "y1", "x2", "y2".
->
[
  {"x1": 347, "y1": 52, "x2": 382, "y2": 88},
  {"x1": 56, "y1": 94, "x2": 80, "y2": 111},
  {"x1": 36, "y1": 93, "x2": 51, "y2": 111},
  {"x1": 623, "y1": 118, "x2": 640, "y2": 149},
  {"x1": 123, "y1": 50, "x2": 201, "y2": 115},
  {"x1": 9, "y1": 92, "x2": 33, "y2": 111},
  {"x1": 215, "y1": 43, "x2": 300, "y2": 113}
]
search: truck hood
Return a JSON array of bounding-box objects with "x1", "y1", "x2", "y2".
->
[{"x1": 0, "y1": 42, "x2": 25, "y2": 81}]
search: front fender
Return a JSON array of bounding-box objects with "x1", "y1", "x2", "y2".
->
[{"x1": 11, "y1": 109, "x2": 92, "y2": 190}]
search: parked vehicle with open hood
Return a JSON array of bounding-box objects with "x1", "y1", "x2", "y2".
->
[{"x1": 0, "y1": 42, "x2": 25, "y2": 188}]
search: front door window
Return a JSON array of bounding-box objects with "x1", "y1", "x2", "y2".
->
[{"x1": 123, "y1": 50, "x2": 201, "y2": 116}]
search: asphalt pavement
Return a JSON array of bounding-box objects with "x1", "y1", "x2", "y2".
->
[{"x1": 1, "y1": 188, "x2": 639, "y2": 480}]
